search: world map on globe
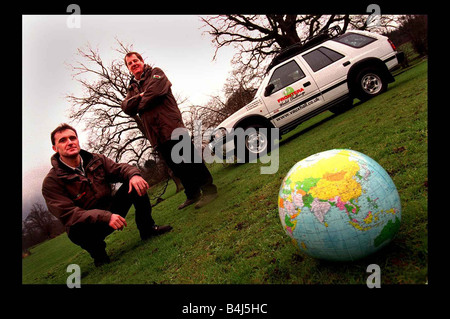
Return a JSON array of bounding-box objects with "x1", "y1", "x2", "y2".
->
[{"x1": 278, "y1": 149, "x2": 401, "y2": 261}]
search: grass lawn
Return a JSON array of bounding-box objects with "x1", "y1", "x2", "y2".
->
[{"x1": 22, "y1": 60, "x2": 428, "y2": 287}]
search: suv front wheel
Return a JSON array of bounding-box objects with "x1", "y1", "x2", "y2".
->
[
  {"x1": 354, "y1": 67, "x2": 387, "y2": 101},
  {"x1": 235, "y1": 124, "x2": 272, "y2": 162}
]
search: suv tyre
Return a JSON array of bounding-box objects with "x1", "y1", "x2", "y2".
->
[
  {"x1": 354, "y1": 67, "x2": 387, "y2": 101},
  {"x1": 235, "y1": 124, "x2": 272, "y2": 162}
]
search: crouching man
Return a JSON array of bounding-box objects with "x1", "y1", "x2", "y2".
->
[{"x1": 42, "y1": 123, "x2": 172, "y2": 267}]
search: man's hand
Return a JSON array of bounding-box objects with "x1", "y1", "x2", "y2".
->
[
  {"x1": 129, "y1": 175, "x2": 149, "y2": 196},
  {"x1": 109, "y1": 214, "x2": 127, "y2": 231}
]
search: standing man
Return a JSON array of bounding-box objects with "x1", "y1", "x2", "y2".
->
[
  {"x1": 121, "y1": 52, "x2": 218, "y2": 210},
  {"x1": 42, "y1": 123, "x2": 172, "y2": 267}
]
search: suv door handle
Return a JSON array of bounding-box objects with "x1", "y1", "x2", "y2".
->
[{"x1": 303, "y1": 81, "x2": 311, "y2": 87}]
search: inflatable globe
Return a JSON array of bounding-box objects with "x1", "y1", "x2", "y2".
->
[{"x1": 278, "y1": 149, "x2": 401, "y2": 261}]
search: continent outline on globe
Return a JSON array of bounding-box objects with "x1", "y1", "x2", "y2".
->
[{"x1": 278, "y1": 149, "x2": 401, "y2": 261}]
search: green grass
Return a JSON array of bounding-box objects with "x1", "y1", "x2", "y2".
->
[{"x1": 23, "y1": 60, "x2": 428, "y2": 285}]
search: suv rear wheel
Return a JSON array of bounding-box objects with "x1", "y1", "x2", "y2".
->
[{"x1": 354, "y1": 67, "x2": 387, "y2": 101}]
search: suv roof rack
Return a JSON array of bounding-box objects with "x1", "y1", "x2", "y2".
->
[{"x1": 266, "y1": 25, "x2": 342, "y2": 73}]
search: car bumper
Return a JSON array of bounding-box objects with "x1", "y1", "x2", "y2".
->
[
  {"x1": 208, "y1": 134, "x2": 235, "y2": 160},
  {"x1": 396, "y1": 51, "x2": 405, "y2": 64}
]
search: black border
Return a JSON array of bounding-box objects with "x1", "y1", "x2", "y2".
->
[{"x1": 15, "y1": 2, "x2": 442, "y2": 303}]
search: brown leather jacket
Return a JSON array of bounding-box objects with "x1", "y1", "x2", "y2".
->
[
  {"x1": 42, "y1": 149, "x2": 141, "y2": 232},
  {"x1": 121, "y1": 65, "x2": 186, "y2": 148}
]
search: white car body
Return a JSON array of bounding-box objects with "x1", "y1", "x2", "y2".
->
[{"x1": 209, "y1": 29, "x2": 404, "y2": 160}]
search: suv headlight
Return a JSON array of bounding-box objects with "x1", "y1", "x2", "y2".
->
[{"x1": 210, "y1": 127, "x2": 227, "y2": 142}]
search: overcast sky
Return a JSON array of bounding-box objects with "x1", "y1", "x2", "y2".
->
[{"x1": 22, "y1": 15, "x2": 237, "y2": 218}]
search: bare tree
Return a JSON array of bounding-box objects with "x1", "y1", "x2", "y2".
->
[
  {"x1": 202, "y1": 14, "x2": 402, "y2": 81},
  {"x1": 202, "y1": 15, "x2": 351, "y2": 73},
  {"x1": 66, "y1": 40, "x2": 154, "y2": 167},
  {"x1": 180, "y1": 64, "x2": 258, "y2": 144},
  {"x1": 398, "y1": 15, "x2": 428, "y2": 56},
  {"x1": 22, "y1": 203, "x2": 64, "y2": 250}
]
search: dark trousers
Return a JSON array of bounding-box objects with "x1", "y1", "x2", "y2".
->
[
  {"x1": 157, "y1": 135, "x2": 217, "y2": 200},
  {"x1": 67, "y1": 183, "x2": 155, "y2": 259}
]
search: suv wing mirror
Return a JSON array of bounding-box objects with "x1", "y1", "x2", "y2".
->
[{"x1": 264, "y1": 83, "x2": 275, "y2": 97}]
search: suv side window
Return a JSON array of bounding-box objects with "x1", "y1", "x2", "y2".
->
[
  {"x1": 302, "y1": 47, "x2": 344, "y2": 72},
  {"x1": 333, "y1": 33, "x2": 376, "y2": 48},
  {"x1": 268, "y1": 60, "x2": 305, "y2": 93}
]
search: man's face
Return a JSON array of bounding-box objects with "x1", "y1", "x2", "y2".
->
[
  {"x1": 52, "y1": 129, "x2": 81, "y2": 159},
  {"x1": 126, "y1": 54, "x2": 145, "y2": 79}
]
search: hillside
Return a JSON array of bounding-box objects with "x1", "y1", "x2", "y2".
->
[{"x1": 23, "y1": 60, "x2": 428, "y2": 286}]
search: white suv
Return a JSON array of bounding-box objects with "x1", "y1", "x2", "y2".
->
[{"x1": 209, "y1": 27, "x2": 404, "y2": 161}]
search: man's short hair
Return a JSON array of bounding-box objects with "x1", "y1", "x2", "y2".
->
[
  {"x1": 124, "y1": 51, "x2": 144, "y2": 67},
  {"x1": 51, "y1": 123, "x2": 78, "y2": 145}
]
